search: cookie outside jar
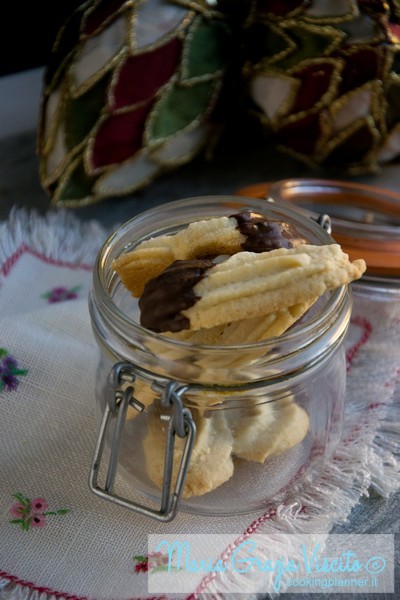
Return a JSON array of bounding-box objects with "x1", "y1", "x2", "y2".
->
[{"x1": 88, "y1": 195, "x2": 354, "y2": 521}]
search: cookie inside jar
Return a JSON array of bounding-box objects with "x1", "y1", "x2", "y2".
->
[{"x1": 90, "y1": 195, "x2": 363, "y2": 516}]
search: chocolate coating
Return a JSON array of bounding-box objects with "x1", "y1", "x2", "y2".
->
[
  {"x1": 139, "y1": 258, "x2": 214, "y2": 332},
  {"x1": 231, "y1": 211, "x2": 303, "y2": 252}
]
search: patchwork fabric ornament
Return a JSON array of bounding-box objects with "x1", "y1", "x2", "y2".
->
[
  {"x1": 38, "y1": 0, "x2": 400, "y2": 207},
  {"x1": 37, "y1": 0, "x2": 233, "y2": 207},
  {"x1": 242, "y1": 0, "x2": 400, "y2": 174}
]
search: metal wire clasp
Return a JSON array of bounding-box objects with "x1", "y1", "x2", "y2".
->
[
  {"x1": 264, "y1": 196, "x2": 332, "y2": 234},
  {"x1": 89, "y1": 362, "x2": 196, "y2": 522}
]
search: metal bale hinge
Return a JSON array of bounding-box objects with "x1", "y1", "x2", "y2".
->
[
  {"x1": 89, "y1": 362, "x2": 196, "y2": 522},
  {"x1": 266, "y1": 196, "x2": 332, "y2": 234},
  {"x1": 316, "y1": 213, "x2": 332, "y2": 234}
]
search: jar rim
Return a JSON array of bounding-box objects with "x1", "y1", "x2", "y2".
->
[{"x1": 92, "y1": 194, "x2": 348, "y2": 354}]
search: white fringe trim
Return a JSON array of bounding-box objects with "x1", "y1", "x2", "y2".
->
[{"x1": 0, "y1": 207, "x2": 109, "y2": 272}]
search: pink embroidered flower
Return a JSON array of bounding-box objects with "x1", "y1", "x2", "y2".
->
[
  {"x1": 9, "y1": 502, "x2": 25, "y2": 518},
  {"x1": 134, "y1": 561, "x2": 149, "y2": 573},
  {"x1": 9, "y1": 493, "x2": 70, "y2": 531},
  {"x1": 42, "y1": 285, "x2": 82, "y2": 303},
  {"x1": 132, "y1": 551, "x2": 178, "y2": 574},
  {"x1": 148, "y1": 551, "x2": 169, "y2": 568},
  {"x1": 30, "y1": 514, "x2": 47, "y2": 528},
  {"x1": 30, "y1": 498, "x2": 48, "y2": 513}
]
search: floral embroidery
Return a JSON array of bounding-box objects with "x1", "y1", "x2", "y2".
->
[
  {"x1": 132, "y1": 551, "x2": 181, "y2": 574},
  {"x1": 9, "y1": 493, "x2": 70, "y2": 531},
  {"x1": 0, "y1": 349, "x2": 28, "y2": 393},
  {"x1": 133, "y1": 558, "x2": 149, "y2": 573},
  {"x1": 41, "y1": 285, "x2": 82, "y2": 303}
]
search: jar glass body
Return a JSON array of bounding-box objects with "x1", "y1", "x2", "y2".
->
[{"x1": 89, "y1": 195, "x2": 352, "y2": 516}]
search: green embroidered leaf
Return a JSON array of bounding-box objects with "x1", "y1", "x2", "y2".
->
[
  {"x1": 148, "y1": 80, "x2": 217, "y2": 142},
  {"x1": 22, "y1": 519, "x2": 31, "y2": 531},
  {"x1": 13, "y1": 493, "x2": 29, "y2": 505},
  {"x1": 9, "y1": 519, "x2": 24, "y2": 524},
  {"x1": 65, "y1": 75, "x2": 110, "y2": 150},
  {"x1": 13, "y1": 369, "x2": 28, "y2": 377},
  {"x1": 150, "y1": 565, "x2": 170, "y2": 573},
  {"x1": 0, "y1": 349, "x2": 7, "y2": 358},
  {"x1": 185, "y1": 18, "x2": 231, "y2": 79},
  {"x1": 133, "y1": 555, "x2": 147, "y2": 562},
  {"x1": 56, "y1": 508, "x2": 71, "y2": 515}
]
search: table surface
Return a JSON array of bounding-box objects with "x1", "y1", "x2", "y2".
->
[{"x1": 1, "y1": 127, "x2": 399, "y2": 599}]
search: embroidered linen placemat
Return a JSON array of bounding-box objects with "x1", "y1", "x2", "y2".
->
[{"x1": 0, "y1": 208, "x2": 399, "y2": 600}]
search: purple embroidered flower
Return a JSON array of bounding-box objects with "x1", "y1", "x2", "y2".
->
[
  {"x1": 2, "y1": 372, "x2": 19, "y2": 391},
  {"x1": 9, "y1": 493, "x2": 70, "y2": 531},
  {"x1": 0, "y1": 349, "x2": 28, "y2": 394},
  {"x1": 2, "y1": 356, "x2": 17, "y2": 370},
  {"x1": 42, "y1": 285, "x2": 82, "y2": 303}
]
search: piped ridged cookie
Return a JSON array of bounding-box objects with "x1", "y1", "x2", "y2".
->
[
  {"x1": 113, "y1": 212, "x2": 305, "y2": 297},
  {"x1": 139, "y1": 244, "x2": 366, "y2": 333}
]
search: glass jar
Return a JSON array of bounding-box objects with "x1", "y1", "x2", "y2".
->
[{"x1": 88, "y1": 195, "x2": 352, "y2": 521}]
